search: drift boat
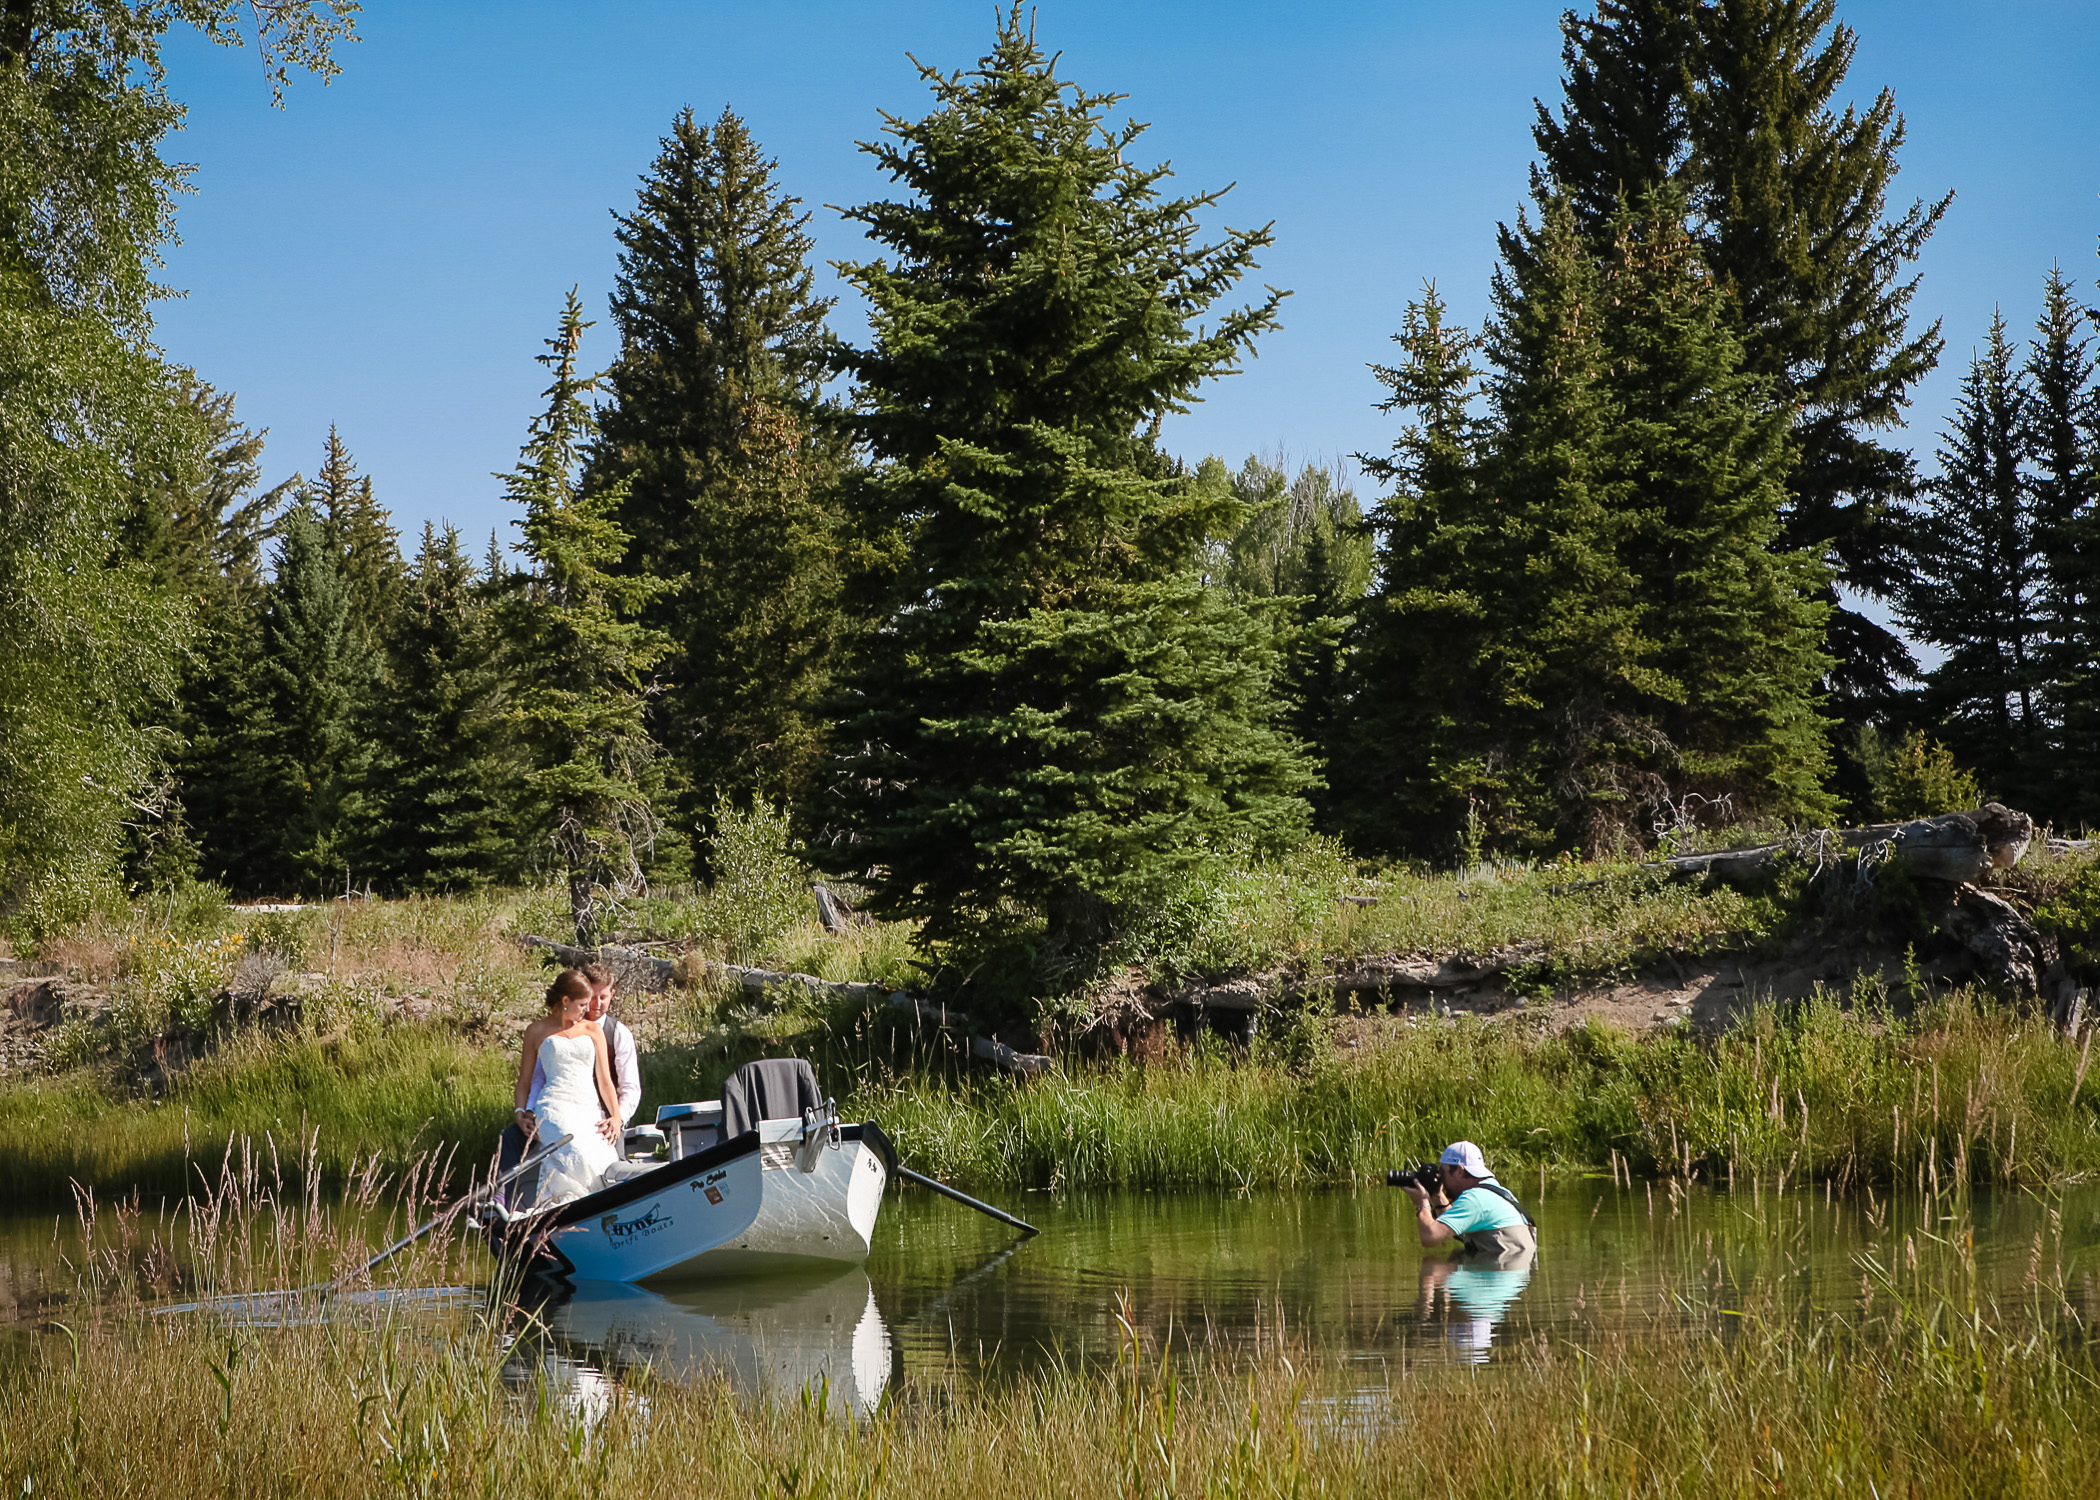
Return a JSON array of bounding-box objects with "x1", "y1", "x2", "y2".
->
[{"x1": 484, "y1": 1060, "x2": 897, "y2": 1283}]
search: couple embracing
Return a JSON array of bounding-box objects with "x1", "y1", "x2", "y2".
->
[{"x1": 502, "y1": 964, "x2": 644, "y2": 1205}]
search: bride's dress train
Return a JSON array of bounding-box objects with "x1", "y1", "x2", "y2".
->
[{"x1": 533, "y1": 1032, "x2": 625, "y2": 1205}]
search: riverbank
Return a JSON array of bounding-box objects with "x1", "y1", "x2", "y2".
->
[
  {"x1": 1, "y1": 840, "x2": 2094, "y2": 1202},
  {"x1": 0, "y1": 982, "x2": 2093, "y2": 1204}
]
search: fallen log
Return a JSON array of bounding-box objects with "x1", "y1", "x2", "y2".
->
[
  {"x1": 1647, "y1": 805, "x2": 2035, "y2": 889},
  {"x1": 1166, "y1": 942, "x2": 1547, "y2": 1011},
  {"x1": 517, "y1": 936, "x2": 1054, "y2": 1075}
]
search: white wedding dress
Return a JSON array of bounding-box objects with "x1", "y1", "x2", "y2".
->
[{"x1": 533, "y1": 1032, "x2": 620, "y2": 1205}]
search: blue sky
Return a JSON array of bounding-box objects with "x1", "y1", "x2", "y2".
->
[{"x1": 154, "y1": 1, "x2": 2100, "y2": 552}]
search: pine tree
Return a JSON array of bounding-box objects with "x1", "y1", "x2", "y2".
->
[
  {"x1": 823, "y1": 9, "x2": 1312, "y2": 975},
  {"x1": 1593, "y1": 196, "x2": 1832, "y2": 835},
  {"x1": 192, "y1": 504, "x2": 376, "y2": 895},
  {"x1": 1347, "y1": 195, "x2": 1830, "y2": 857},
  {"x1": 362, "y1": 524, "x2": 518, "y2": 893},
  {"x1": 1337, "y1": 281, "x2": 1509, "y2": 854},
  {"x1": 1533, "y1": 0, "x2": 1948, "y2": 713},
  {"x1": 124, "y1": 379, "x2": 292, "y2": 888},
  {"x1": 2028, "y1": 266, "x2": 2100, "y2": 824},
  {"x1": 594, "y1": 107, "x2": 844, "y2": 844},
  {"x1": 502, "y1": 291, "x2": 672, "y2": 944},
  {"x1": 300, "y1": 427, "x2": 403, "y2": 647},
  {"x1": 1212, "y1": 454, "x2": 1372, "y2": 810},
  {"x1": 1898, "y1": 313, "x2": 2044, "y2": 800}
]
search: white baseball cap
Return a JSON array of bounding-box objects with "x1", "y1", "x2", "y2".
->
[{"x1": 1439, "y1": 1141, "x2": 1491, "y2": 1178}]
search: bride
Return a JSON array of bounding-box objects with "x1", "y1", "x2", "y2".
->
[{"x1": 513, "y1": 969, "x2": 624, "y2": 1204}]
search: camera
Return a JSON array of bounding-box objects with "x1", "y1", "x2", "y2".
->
[{"x1": 1385, "y1": 1161, "x2": 1441, "y2": 1193}]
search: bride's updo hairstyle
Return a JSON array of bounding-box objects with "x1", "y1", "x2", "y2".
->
[{"x1": 544, "y1": 969, "x2": 592, "y2": 1011}]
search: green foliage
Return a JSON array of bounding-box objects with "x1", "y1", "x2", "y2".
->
[
  {"x1": 0, "y1": 3, "x2": 352, "y2": 931},
  {"x1": 1852, "y1": 725, "x2": 1984, "y2": 821},
  {"x1": 823, "y1": 9, "x2": 1312, "y2": 985},
  {"x1": 852, "y1": 988, "x2": 2100, "y2": 1193},
  {"x1": 696, "y1": 796, "x2": 809, "y2": 962},
  {"x1": 1346, "y1": 193, "x2": 1832, "y2": 860},
  {"x1": 363, "y1": 523, "x2": 518, "y2": 893},
  {"x1": 1898, "y1": 312, "x2": 2049, "y2": 802},
  {"x1": 2028, "y1": 266, "x2": 2100, "y2": 827},
  {"x1": 1534, "y1": 0, "x2": 1948, "y2": 711},
  {"x1": 243, "y1": 907, "x2": 321, "y2": 966},
  {"x1": 2033, "y1": 862, "x2": 2100, "y2": 966},
  {"x1": 1207, "y1": 454, "x2": 1372, "y2": 809},
  {"x1": 595, "y1": 108, "x2": 847, "y2": 841},
  {"x1": 500, "y1": 291, "x2": 674, "y2": 944}
]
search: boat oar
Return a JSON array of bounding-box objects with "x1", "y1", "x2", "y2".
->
[
  {"x1": 345, "y1": 1131, "x2": 574, "y2": 1284},
  {"x1": 896, "y1": 1164, "x2": 1038, "y2": 1237}
]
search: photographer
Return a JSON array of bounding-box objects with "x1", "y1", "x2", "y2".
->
[{"x1": 1398, "y1": 1141, "x2": 1536, "y2": 1258}]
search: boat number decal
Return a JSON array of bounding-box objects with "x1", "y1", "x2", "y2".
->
[
  {"x1": 601, "y1": 1203, "x2": 672, "y2": 1245},
  {"x1": 692, "y1": 1168, "x2": 728, "y2": 1207}
]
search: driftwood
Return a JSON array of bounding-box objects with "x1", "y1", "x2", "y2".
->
[
  {"x1": 1167, "y1": 942, "x2": 1547, "y2": 1012},
  {"x1": 1647, "y1": 806, "x2": 2035, "y2": 888},
  {"x1": 1932, "y1": 884, "x2": 2046, "y2": 996},
  {"x1": 517, "y1": 936, "x2": 1054, "y2": 1076}
]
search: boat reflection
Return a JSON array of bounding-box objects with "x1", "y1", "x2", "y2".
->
[{"x1": 499, "y1": 1266, "x2": 897, "y2": 1417}]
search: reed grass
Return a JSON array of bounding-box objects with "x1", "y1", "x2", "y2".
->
[
  {"x1": 3, "y1": 981, "x2": 2094, "y2": 1203},
  {"x1": 8, "y1": 1177, "x2": 2097, "y2": 1498},
  {"x1": 849, "y1": 985, "x2": 2100, "y2": 1192},
  {"x1": 0, "y1": 1026, "x2": 512, "y2": 1203}
]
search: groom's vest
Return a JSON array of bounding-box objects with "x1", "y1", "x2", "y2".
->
[{"x1": 599, "y1": 1017, "x2": 627, "y2": 1115}]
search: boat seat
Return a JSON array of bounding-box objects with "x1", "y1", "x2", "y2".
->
[{"x1": 720, "y1": 1057, "x2": 823, "y2": 1140}]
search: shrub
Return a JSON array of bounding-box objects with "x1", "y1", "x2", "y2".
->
[{"x1": 1854, "y1": 727, "x2": 1984, "y2": 820}]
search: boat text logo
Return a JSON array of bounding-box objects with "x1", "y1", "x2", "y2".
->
[{"x1": 601, "y1": 1204, "x2": 671, "y2": 1245}]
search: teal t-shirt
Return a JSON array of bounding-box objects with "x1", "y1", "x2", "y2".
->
[{"x1": 1437, "y1": 1182, "x2": 1526, "y2": 1237}]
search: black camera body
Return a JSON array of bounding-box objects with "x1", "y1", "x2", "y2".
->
[{"x1": 1385, "y1": 1161, "x2": 1440, "y2": 1193}]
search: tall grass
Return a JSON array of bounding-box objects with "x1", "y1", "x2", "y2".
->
[
  {"x1": 848, "y1": 986, "x2": 2100, "y2": 1191},
  {"x1": 7, "y1": 1181, "x2": 2098, "y2": 1497},
  {"x1": 0, "y1": 1026, "x2": 511, "y2": 1202},
  {"x1": 4, "y1": 983, "x2": 2094, "y2": 1202}
]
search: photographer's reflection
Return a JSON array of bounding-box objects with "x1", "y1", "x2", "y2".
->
[{"x1": 1416, "y1": 1247, "x2": 1535, "y2": 1362}]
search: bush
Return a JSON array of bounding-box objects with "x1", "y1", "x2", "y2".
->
[
  {"x1": 701, "y1": 797, "x2": 810, "y2": 963},
  {"x1": 1854, "y1": 727, "x2": 1984, "y2": 820}
]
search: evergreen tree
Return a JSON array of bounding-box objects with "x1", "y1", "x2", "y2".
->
[
  {"x1": 363, "y1": 524, "x2": 518, "y2": 893},
  {"x1": 2028, "y1": 266, "x2": 2100, "y2": 824},
  {"x1": 1898, "y1": 313, "x2": 2044, "y2": 800},
  {"x1": 124, "y1": 379, "x2": 292, "y2": 888},
  {"x1": 594, "y1": 107, "x2": 844, "y2": 844},
  {"x1": 1533, "y1": 0, "x2": 1947, "y2": 712},
  {"x1": 299, "y1": 426, "x2": 402, "y2": 646},
  {"x1": 823, "y1": 10, "x2": 1312, "y2": 974},
  {"x1": 1338, "y1": 281, "x2": 1515, "y2": 853},
  {"x1": 192, "y1": 504, "x2": 375, "y2": 895},
  {"x1": 1210, "y1": 454, "x2": 1372, "y2": 808},
  {"x1": 1348, "y1": 195, "x2": 1830, "y2": 857},
  {"x1": 502, "y1": 291, "x2": 672, "y2": 944}
]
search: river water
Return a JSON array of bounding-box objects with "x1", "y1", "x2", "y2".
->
[{"x1": 5, "y1": 1178, "x2": 2098, "y2": 1415}]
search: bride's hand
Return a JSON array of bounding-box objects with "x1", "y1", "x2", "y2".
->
[{"x1": 596, "y1": 1117, "x2": 621, "y2": 1144}]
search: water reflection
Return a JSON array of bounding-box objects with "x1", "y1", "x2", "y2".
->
[
  {"x1": 500, "y1": 1268, "x2": 896, "y2": 1417},
  {"x1": 1417, "y1": 1250, "x2": 1535, "y2": 1363}
]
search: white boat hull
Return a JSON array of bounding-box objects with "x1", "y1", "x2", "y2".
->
[{"x1": 490, "y1": 1120, "x2": 893, "y2": 1284}]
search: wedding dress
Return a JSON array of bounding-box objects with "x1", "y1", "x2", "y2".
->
[{"x1": 533, "y1": 1031, "x2": 620, "y2": 1205}]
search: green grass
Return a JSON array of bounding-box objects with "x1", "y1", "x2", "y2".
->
[
  {"x1": 0, "y1": 1027, "x2": 512, "y2": 1203},
  {"x1": 10, "y1": 1184, "x2": 2099, "y2": 1498},
  {"x1": 843, "y1": 985, "x2": 2100, "y2": 1192},
  {"x1": 4, "y1": 982, "x2": 2095, "y2": 1203}
]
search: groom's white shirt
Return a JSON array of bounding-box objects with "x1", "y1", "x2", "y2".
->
[{"x1": 527, "y1": 1017, "x2": 640, "y2": 1123}]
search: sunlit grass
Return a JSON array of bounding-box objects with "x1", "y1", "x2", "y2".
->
[{"x1": 10, "y1": 1178, "x2": 2098, "y2": 1498}]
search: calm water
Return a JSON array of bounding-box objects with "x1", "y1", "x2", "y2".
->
[{"x1": 5, "y1": 1178, "x2": 2099, "y2": 1414}]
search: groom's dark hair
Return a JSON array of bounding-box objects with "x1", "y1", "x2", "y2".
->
[{"x1": 544, "y1": 969, "x2": 592, "y2": 1009}]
